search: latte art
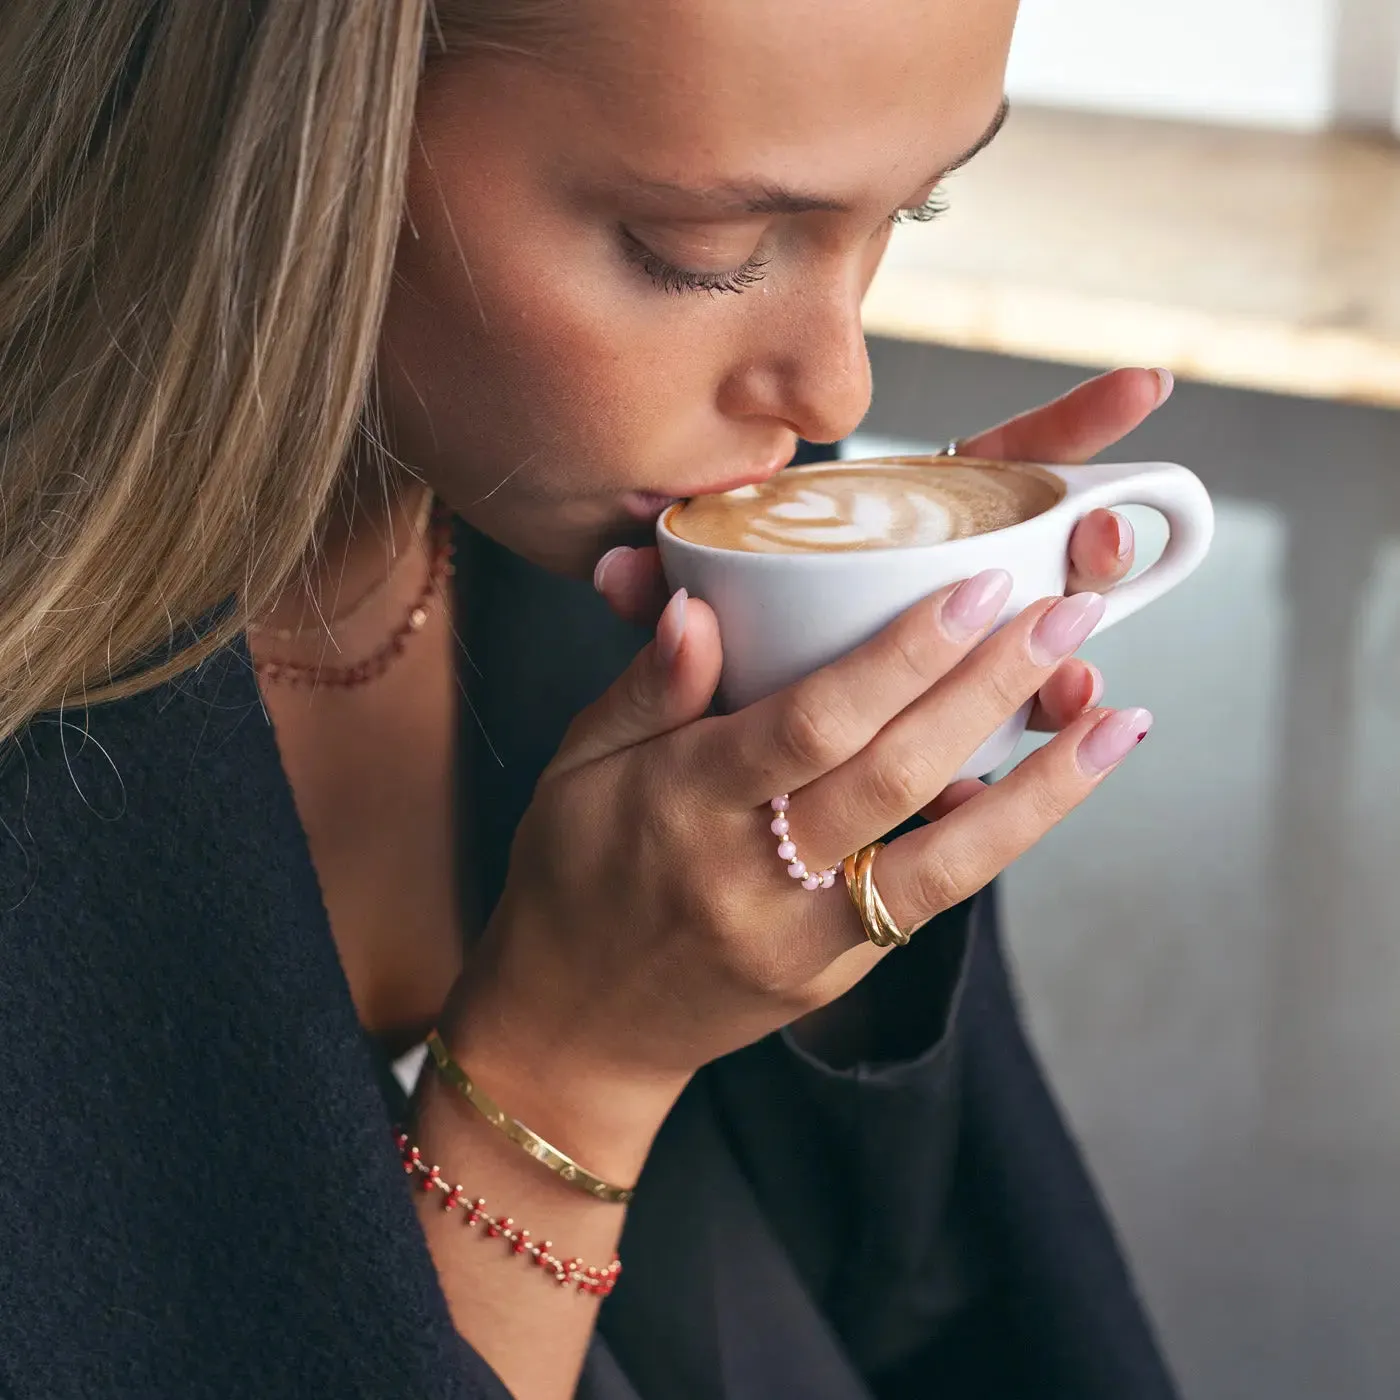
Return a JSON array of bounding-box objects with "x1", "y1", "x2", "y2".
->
[{"x1": 667, "y1": 458, "x2": 1064, "y2": 554}]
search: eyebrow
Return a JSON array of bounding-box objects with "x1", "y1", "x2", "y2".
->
[{"x1": 624, "y1": 98, "x2": 1010, "y2": 217}]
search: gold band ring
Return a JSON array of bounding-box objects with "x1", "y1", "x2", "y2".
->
[{"x1": 842, "y1": 842, "x2": 911, "y2": 948}]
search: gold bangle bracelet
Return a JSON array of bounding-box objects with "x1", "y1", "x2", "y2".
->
[{"x1": 424, "y1": 1030, "x2": 636, "y2": 1206}]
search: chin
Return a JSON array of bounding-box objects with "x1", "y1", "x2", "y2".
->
[{"x1": 465, "y1": 503, "x2": 655, "y2": 582}]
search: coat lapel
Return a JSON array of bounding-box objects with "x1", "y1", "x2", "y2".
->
[{"x1": 0, "y1": 643, "x2": 504, "y2": 1398}]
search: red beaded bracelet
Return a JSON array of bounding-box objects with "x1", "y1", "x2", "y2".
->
[{"x1": 396, "y1": 1130, "x2": 623, "y2": 1299}]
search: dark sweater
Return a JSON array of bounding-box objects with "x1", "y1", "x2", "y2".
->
[{"x1": 0, "y1": 518, "x2": 1177, "y2": 1399}]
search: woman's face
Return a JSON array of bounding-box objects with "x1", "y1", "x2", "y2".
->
[{"x1": 378, "y1": 0, "x2": 1018, "y2": 577}]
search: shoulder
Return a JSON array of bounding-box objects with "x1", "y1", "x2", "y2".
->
[{"x1": 0, "y1": 642, "x2": 270, "y2": 919}]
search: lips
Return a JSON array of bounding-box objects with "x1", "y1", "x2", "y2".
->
[
  {"x1": 630, "y1": 444, "x2": 797, "y2": 511},
  {"x1": 673, "y1": 451, "x2": 795, "y2": 499},
  {"x1": 618, "y1": 442, "x2": 797, "y2": 526},
  {"x1": 620, "y1": 491, "x2": 681, "y2": 523}
]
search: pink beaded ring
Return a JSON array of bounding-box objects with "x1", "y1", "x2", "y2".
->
[{"x1": 769, "y1": 795, "x2": 839, "y2": 891}]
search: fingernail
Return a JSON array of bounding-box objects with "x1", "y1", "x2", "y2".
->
[
  {"x1": 1078, "y1": 707, "x2": 1153, "y2": 776},
  {"x1": 657, "y1": 588, "x2": 688, "y2": 665},
  {"x1": 1029, "y1": 592, "x2": 1106, "y2": 665},
  {"x1": 1085, "y1": 663, "x2": 1105, "y2": 709},
  {"x1": 593, "y1": 545, "x2": 632, "y2": 594},
  {"x1": 1152, "y1": 367, "x2": 1175, "y2": 407},
  {"x1": 941, "y1": 569, "x2": 1013, "y2": 641},
  {"x1": 1112, "y1": 513, "x2": 1135, "y2": 561}
]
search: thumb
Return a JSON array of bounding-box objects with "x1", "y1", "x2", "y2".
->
[
  {"x1": 593, "y1": 545, "x2": 671, "y2": 626},
  {"x1": 547, "y1": 589, "x2": 722, "y2": 777}
]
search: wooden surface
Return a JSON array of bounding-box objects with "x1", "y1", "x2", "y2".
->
[{"x1": 863, "y1": 107, "x2": 1400, "y2": 408}]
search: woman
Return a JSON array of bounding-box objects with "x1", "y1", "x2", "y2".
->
[{"x1": 0, "y1": 2, "x2": 1179, "y2": 1397}]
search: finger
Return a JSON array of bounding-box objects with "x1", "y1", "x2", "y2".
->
[
  {"x1": 864, "y1": 706, "x2": 1154, "y2": 937},
  {"x1": 593, "y1": 545, "x2": 671, "y2": 626},
  {"x1": 1028, "y1": 660, "x2": 1103, "y2": 733},
  {"x1": 1066, "y1": 509, "x2": 1134, "y2": 595},
  {"x1": 794, "y1": 589, "x2": 1108, "y2": 870},
  {"x1": 547, "y1": 590, "x2": 722, "y2": 776},
  {"x1": 706, "y1": 569, "x2": 1015, "y2": 806},
  {"x1": 919, "y1": 778, "x2": 986, "y2": 822},
  {"x1": 957, "y1": 367, "x2": 1173, "y2": 466}
]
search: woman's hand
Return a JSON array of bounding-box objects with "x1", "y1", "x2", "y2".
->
[
  {"x1": 595, "y1": 366, "x2": 1174, "y2": 733},
  {"x1": 444, "y1": 565, "x2": 1152, "y2": 1182}
]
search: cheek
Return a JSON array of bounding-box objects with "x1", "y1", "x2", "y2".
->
[{"x1": 384, "y1": 188, "x2": 733, "y2": 493}]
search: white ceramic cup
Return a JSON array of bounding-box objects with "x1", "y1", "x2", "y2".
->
[{"x1": 656, "y1": 456, "x2": 1215, "y2": 781}]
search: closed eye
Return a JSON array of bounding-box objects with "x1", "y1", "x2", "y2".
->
[{"x1": 620, "y1": 226, "x2": 770, "y2": 295}]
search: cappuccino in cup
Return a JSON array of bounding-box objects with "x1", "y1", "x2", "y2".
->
[
  {"x1": 657, "y1": 454, "x2": 1215, "y2": 780},
  {"x1": 666, "y1": 458, "x2": 1065, "y2": 554}
]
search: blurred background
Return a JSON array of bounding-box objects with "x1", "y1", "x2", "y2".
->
[{"x1": 852, "y1": 3, "x2": 1400, "y2": 1396}]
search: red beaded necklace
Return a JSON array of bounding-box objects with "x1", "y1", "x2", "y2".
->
[{"x1": 251, "y1": 497, "x2": 455, "y2": 690}]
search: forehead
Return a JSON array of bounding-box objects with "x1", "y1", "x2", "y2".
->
[{"x1": 546, "y1": 0, "x2": 1018, "y2": 195}]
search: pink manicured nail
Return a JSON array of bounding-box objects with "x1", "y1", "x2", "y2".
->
[
  {"x1": 657, "y1": 588, "x2": 688, "y2": 665},
  {"x1": 593, "y1": 545, "x2": 632, "y2": 594},
  {"x1": 1078, "y1": 707, "x2": 1153, "y2": 776},
  {"x1": 1029, "y1": 592, "x2": 1106, "y2": 665},
  {"x1": 1152, "y1": 367, "x2": 1175, "y2": 406},
  {"x1": 941, "y1": 569, "x2": 1013, "y2": 640},
  {"x1": 1111, "y1": 513, "x2": 1135, "y2": 560}
]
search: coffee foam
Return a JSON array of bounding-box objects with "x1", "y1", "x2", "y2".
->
[{"x1": 667, "y1": 458, "x2": 1064, "y2": 554}]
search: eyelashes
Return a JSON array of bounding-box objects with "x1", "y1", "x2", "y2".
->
[
  {"x1": 620, "y1": 229, "x2": 770, "y2": 296},
  {"x1": 623, "y1": 186, "x2": 950, "y2": 297},
  {"x1": 890, "y1": 187, "x2": 950, "y2": 225}
]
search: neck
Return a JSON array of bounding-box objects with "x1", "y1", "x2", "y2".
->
[{"x1": 252, "y1": 459, "x2": 432, "y2": 643}]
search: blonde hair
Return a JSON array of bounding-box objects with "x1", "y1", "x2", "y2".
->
[{"x1": 0, "y1": 1, "x2": 562, "y2": 746}]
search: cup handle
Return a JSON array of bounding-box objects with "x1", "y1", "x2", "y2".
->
[{"x1": 1045, "y1": 461, "x2": 1216, "y2": 629}]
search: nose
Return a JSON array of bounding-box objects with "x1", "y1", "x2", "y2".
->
[{"x1": 717, "y1": 275, "x2": 873, "y2": 446}]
